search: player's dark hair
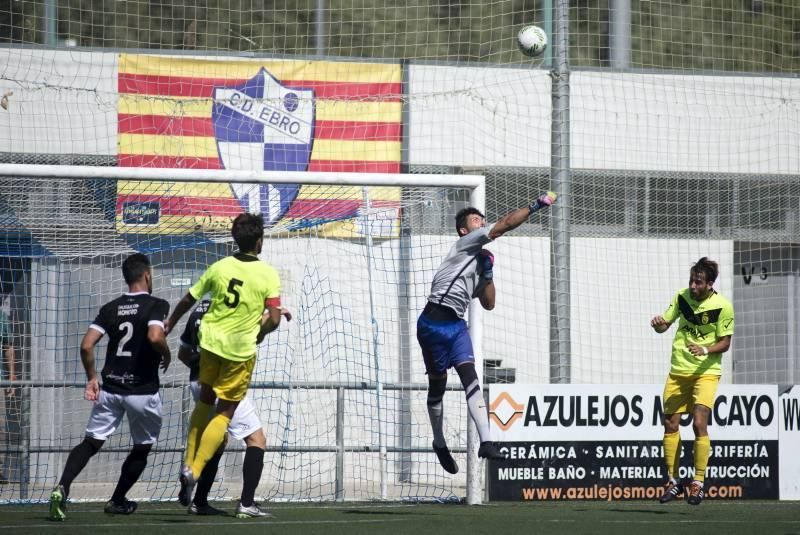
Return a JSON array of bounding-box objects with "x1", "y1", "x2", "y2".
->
[
  {"x1": 455, "y1": 207, "x2": 485, "y2": 235},
  {"x1": 231, "y1": 212, "x2": 264, "y2": 253},
  {"x1": 691, "y1": 257, "x2": 719, "y2": 284},
  {"x1": 122, "y1": 253, "x2": 151, "y2": 285}
]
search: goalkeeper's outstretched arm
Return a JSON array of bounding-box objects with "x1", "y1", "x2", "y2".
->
[{"x1": 488, "y1": 191, "x2": 556, "y2": 240}]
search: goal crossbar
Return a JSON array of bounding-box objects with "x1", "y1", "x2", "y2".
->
[{"x1": 0, "y1": 164, "x2": 485, "y2": 189}]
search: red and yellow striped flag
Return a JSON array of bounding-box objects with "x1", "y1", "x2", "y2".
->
[{"x1": 116, "y1": 54, "x2": 402, "y2": 236}]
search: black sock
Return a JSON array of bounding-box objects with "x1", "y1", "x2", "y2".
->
[
  {"x1": 110, "y1": 446, "x2": 150, "y2": 504},
  {"x1": 59, "y1": 438, "x2": 102, "y2": 497},
  {"x1": 193, "y1": 450, "x2": 223, "y2": 506},
  {"x1": 240, "y1": 447, "x2": 264, "y2": 507}
]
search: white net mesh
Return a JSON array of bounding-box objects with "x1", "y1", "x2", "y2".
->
[{"x1": 0, "y1": 174, "x2": 479, "y2": 503}]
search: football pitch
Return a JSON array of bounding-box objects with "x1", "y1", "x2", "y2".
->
[{"x1": 2, "y1": 501, "x2": 800, "y2": 535}]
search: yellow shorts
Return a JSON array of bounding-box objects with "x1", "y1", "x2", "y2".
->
[
  {"x1": 662, "y1": 373, "x2": 720, "y2": 415},
  {"x1": 198, "y1": 348, "x2": 256, "y2": 402}
]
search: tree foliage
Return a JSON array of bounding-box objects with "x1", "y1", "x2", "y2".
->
[{"x1": 1, "y1": 0, "x2": 798, "y2": 72}]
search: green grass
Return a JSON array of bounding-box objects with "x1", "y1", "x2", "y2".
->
[{"x1": 3, "y1": 500, "x2": 800, "y2": 535}]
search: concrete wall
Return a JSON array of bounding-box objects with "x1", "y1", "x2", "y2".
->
[{"x1": 2, "y1": 50, "x2": 797, "y2": 174}]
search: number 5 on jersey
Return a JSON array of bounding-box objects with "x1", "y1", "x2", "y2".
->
[{"x1": 224, "y1": 278, "x2": 244, "y2": 308}]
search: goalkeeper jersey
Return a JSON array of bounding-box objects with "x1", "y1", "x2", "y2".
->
[
  {"x1": 662, "y1": 288, "x2": 734, "y2": 376},
  {"x1": 427, "y1": 225, "x2": 493, "y2": 318},
  {"x1": 189, "y1": 253, "x2": 281, "y2": 361}
]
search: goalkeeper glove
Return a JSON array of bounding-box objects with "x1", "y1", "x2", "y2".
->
[
  {"x1": 529, "y1": 191, "x2": 557, "y2": 215},
  {"x1": 477, "y1": 249, "x2": 494, "y2": 281}
]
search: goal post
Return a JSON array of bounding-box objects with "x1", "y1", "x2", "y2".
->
[{"x1": 0, "y1": 164, "x2": 489, "y2": 504}]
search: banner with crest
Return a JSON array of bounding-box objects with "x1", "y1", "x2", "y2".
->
[{"x1": 116, "y1": 54, "x2": 402, "y2": 238}]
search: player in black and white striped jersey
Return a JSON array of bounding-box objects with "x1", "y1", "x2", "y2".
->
[{"x1": 48, "y1": 253, "x2": 171, "y2": 521}]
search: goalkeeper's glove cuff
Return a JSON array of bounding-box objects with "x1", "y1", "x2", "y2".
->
[
  {"x1": 529, "y1": 197, "x2": 548, "y2": 214},
  {"x1": 528, "y1": 192, "x2": 555, "y2": 216}
]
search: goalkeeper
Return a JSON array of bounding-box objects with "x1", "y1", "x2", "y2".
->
[{"x1": 417, "y1": 192, "x2": 556, "y2": 473}]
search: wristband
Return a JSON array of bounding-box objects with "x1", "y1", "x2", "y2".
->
[
  {"x1": 528, "y1": 199, "x2": 546, "y2": 215},
  {"x1": 528, "y1": 192, "x2": 557, "y2": 216},
  {"x1": 701, "y1": 347, "x2": 708, "y2": 355}
]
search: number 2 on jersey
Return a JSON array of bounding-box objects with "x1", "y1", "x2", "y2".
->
[
  {"x1": 117, "y1": 321, "x2": 133, "y2": 357},
  {"x1": 224, "y1": 278, "x2": 244, "y2": 308}
]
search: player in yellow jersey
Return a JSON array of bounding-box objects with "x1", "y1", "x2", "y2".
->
[
  {"x1": 650, "y1": 257, "x2": 734, "y2": 506},
  {"x1": 164, "y1": 213, "x2": 285, "y2": 514}
]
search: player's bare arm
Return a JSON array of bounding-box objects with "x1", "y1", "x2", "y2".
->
[
  {"x1": 148, "y1": 324, "x2": 171, "y2": 372},
  {"x1": 650, "y1": 315, "x2": 671, "y2": 333},
  {"x1": 79, "y1": 328, "x2": 103, "y2": 401},
  {"x1": 478, "y1": 281, "x2": 495, "y2": 311},
  {"x1": 165, "y1": 293, "x2": 197, "y2": 335},
  {"x1": 476, "y1": 249, "x2": 495, "y2": 310},
  {"x1": 688, "y1": 334, "x2": 731, "y2": 356},
  {"x1": 488, "y1": 192, "x2": 556, "y2": 240},
  {"x1": 4, "y1": 344, "x2": 14, "y2": 383},
  {"x1": 256, "y1": 305, "x2": 286, "y2": 344}
]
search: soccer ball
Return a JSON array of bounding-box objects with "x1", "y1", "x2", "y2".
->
[{"x1": 517, "y1": 25, "x2": 548, "y2": 57}]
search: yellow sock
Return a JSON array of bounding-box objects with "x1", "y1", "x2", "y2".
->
[
  {"x1": 190, "y1": 413, "x2": 231, "y2": 479},
  {"x1": 184, "y1": 401, "x2": 213, "y2": 467},
  {"x1": 662, "y1": 431, "x2": 681, "y2": 480},
  {"x1": 694, "y1": 435, "x2": 711, "y2": 483}
]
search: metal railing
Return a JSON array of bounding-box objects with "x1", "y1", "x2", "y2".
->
[{"x1": 0, "y1": 379, "x2": 476, "y2": 502}]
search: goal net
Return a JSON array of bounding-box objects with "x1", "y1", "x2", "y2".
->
[{"x1": 0, "y1": 168, "x2": 490, "y2": 504}]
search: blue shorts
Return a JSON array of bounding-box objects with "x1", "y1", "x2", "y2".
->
[{"x1": 417, "y1": 313, "x2": 475, "y2": 375}]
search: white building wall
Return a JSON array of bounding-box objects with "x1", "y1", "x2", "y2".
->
[
  {"x1": 3, "y1": 51, "x2": 796, "y2": 174},
  {"x1": 0, "y1": 49, "x2": 118, "y2": 156},
  {"x1": 409, "y1": 65, "x2": 800, "y2": 174}
]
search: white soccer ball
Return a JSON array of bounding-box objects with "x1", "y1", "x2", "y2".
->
[{"x1": 517, "y1": 25, "x2": 548, "y2": 57}]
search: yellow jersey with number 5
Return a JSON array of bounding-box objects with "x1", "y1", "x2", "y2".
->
[{"x1": 189, "y1": 253, "x2": 281, "y2": 361}]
